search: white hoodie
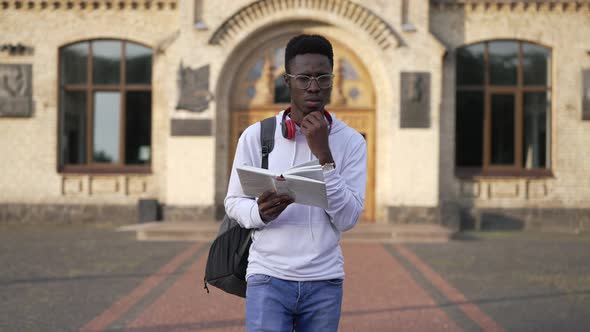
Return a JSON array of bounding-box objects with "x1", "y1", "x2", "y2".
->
[{"x1": 225, "y1": 110, "x2": 367, "y2": 281}]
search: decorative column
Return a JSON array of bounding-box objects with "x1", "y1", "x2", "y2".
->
[
  {"x1": 331, "y1": 58, "x2": 346, "y2": 106},
  {"x1": 253, "y1": 54, "x2": 275, "y2": 105}
]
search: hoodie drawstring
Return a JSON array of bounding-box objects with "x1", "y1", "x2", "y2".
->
[
  {"x1": 308, "y1": 149, "x2": 315, "y2": 240},
  {"x1": 289, "y1": 114, "x2": 316, "y2": 241}
]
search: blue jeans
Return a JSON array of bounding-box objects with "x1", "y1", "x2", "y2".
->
[{"x1": 246, "y1": 274, "x2": 343, "y2": 332}]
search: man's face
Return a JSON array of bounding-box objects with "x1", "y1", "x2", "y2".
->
[{"x1": 286, "y1": 53, "x2": 333, "y2": 118}]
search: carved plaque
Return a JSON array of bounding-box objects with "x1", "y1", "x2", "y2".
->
[
  {"x1": 489, "y1": 182, "x2": 519, "y2": 199},
  {"x1": 527, "y1": 181, "x2": 548, "y2": 199},
  {"x1": 171, "y1": 118, "x2": 212, "y2": 136},
  {"x1": 176, "y1": 64, "x2": 212, "y2": 113},
  {"x1": 62, "y1": 176, "x2": 84, "y2": 196},
  {"x1": 0, "y1": 64, "x2": 33, "y2": 117},
  {"x1": 126, "y1": 176, "x2": 148, "y2": 195},
  {"x1": 583, "y1": 69, "x2": 590, "y2": 121},
  {"x1": 90, "y1": 176, "x2": 120, "y2": 195},
  {"x1": 400, "y1": 72, "x2": 430, "y2": 128}
]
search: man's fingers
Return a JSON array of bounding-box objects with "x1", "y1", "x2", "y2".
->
[
  {"x1": 304, "y1": 111, "x2": 324, "y2": 126},
  {"x1": 264, "y1": 199, "x2": 294, "y2": 217},
  {"x1": 258, "y1": 190, "x2": 276, "y2": 203},
  {"x1": 266, "y1": 195, "x2": 292, "y2": 208},
  {"x1": 302, "y1": 113, "x2": 327, "y2": 135},
  {"x1": 260, "y1": 195, "x2": 293, "y2": 214}
]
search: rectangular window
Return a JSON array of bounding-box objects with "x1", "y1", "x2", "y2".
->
[
  {"x1": 523, "y1": 92, "x2": 550, "y2": 169},
  {"x1": 92, "y1": 41, "x2": 121, "y2": 85},
  {"x1": 126, "y1": 44, "x2": 152, "y2": 85},
  {"x1": 93, "y1": 92, "x2": 121, "y2": 164},
  {"x1": 455, "y1": 40, "x2": 551, "y2": 177},
  {"x1": 456, "y1": 91, "x2": 484, "y2": 167},
  {"x1": 490, "y1": 94, "x2": 515, "y2": 165},
  {"x1": 456, "y1": 44, "x2": 485, "y2": 86},
  {"x1": 63, "y1": 91, "x2": 87, "y2": 164},
  {"x1": 523, "y1": 44, "x2": 551, "y2": 86},
  {"x1": 125, "y1": 91, "x2": 152, "y2": 165},
  {"x1": 61, "y1": 43, "x2": 88, "y2": 85},
  {"x1": 59, "y1": 40, "x2": 152, "y2": 173},
  {"x1": 489, "y1": 41, "x2": 518, "y2": 86},
  {"x1": 194, "y1": 0, "x2": 207, "y2": 29}
]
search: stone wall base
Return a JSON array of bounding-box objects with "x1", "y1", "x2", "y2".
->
[
  {"x1": 0, "y1": 203, "x2": 217, "y2": 224},
  {"x1": 162, "y1": 205, "x2": 215, "y2": 221},
  {"x1": 0, "y1": 204, "x2": 137, "y2": 224},
  {"x1": 460, "y1": 208, "x2": 590, "y2": 233},
  {"x1": 387, "y1": 206, "x2": 441, "y2": 224},
  {"x1": 386, "y1": 204, "x2": 461, "y2": 231},
  {"x1": 4, "y1": 203, "x2": 587, "y2": 233},
  {"x1": 386, "y1": 205, "x2": 590, "y2": 233}
]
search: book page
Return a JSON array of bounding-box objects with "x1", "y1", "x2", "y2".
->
[
  {"x1": 283, "y1": 167, "x2": 324, "y2": 182},
  {"x1": 236, "y1": 167, "x2": 276, "y2": 197},
  {"x1": 237, "y1": 165, "x2": 276, "y2": 177},
  {"x1": 282, "y1": 175, "x2": 328, "y2": 208},
  {"x1": 236, "y1": 162, "x2": 327, "y2": 209},
  {"x1": 283, "y1": 160, "x2": 323, "y2": 181}
]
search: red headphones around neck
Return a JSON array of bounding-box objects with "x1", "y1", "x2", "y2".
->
[{"x1": 281, "y1": 106, "x2": 333, "y2": 140}]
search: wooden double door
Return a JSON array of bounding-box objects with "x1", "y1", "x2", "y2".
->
[{"x1": 230, "y1": 107, "x2": 375, "y2": 222}]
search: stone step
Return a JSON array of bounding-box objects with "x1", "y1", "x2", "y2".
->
[
  {"x1": 343, "y1": 223, "x2": 454, "y2": 243},
  {"x1": 118, "y1": 221, "x2": 455, "y2": 243}
]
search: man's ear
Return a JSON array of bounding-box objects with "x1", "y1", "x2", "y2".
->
[{"x1": 283, "y1": 74, "x2": 289, "y2": 88}]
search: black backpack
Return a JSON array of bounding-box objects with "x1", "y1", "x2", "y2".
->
[{"x1": 203, "y1": 116, "x2": 276, "y2": 297}]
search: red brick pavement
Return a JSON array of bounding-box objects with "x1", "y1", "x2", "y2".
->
[{"x1": 81, "y1": 243, "x2": 504, "y2": 332}]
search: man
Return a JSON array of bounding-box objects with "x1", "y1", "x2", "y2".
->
[{"x1": 225, "y1": 34, "x2": 367, "y2": 332}]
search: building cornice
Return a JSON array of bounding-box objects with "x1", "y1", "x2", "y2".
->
[
  {"x1": 0, "y1": 0, "x2": 177, "y2": 11},
  {"x1": 432, "y1": 0, "x2": 590, "y2": 11},
  {"x1": 209, "y1": 0, "x2": 403, "y2": 50}
]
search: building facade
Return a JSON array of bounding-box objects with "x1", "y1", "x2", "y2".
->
[{"x1": 1, "y1": 0, "x2": 589, "y2": 231}]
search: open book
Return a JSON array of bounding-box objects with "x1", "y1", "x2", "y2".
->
[{"x1": 236, "y1": 160, "x2": 328, "y2": 209}]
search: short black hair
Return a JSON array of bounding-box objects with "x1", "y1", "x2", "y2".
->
[{"x1": 284, "y1": 34, "x2": 334, "y2": 73}]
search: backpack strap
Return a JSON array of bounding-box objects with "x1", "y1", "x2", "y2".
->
[
  {"x1": 260, "y1": 116, "x2": 276, "y2": 170},
  {"x1": 237, "y1": 116, "x2": 276, "y2": 255}
]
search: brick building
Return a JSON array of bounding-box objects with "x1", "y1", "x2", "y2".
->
[{"x1": 1, "y1": 0, "x2": 589, "y2": 231}]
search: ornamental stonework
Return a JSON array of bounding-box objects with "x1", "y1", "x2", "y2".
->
[{"x1": 0, "y1": 64, "x2": 33, "y2": 117}]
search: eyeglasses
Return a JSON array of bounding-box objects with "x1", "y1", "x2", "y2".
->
[{"x1": 285, "y1": 73, "x2": 334, "y2": 90}]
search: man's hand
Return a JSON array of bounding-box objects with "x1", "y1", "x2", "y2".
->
[
  {"x1": 257, "y1": 190, "x2": 294, "y2": 223},
  {"x1": 300, "y1": 111, "x2": 334, "y2": 165}
]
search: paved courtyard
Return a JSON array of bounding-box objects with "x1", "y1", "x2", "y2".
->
[{"x1": 1, "y1": 223, "x2": 590, "y2": 331}]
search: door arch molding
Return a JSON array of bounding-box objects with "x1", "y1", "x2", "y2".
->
[{"x1": 208, "y1": 0, "x2": 404, "y2": 50}]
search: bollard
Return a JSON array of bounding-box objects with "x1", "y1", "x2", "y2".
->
[{"x1": 138, "y1": 199, "x2": 159, "y2": 223}]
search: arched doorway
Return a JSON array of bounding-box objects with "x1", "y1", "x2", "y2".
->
[{"x1": 228, "y1": 33, "x2": 376, "y2": 221}]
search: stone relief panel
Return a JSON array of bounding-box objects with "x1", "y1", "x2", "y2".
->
[
  {"x1": 62, "y1": 177, "x2": 84, "y2": 196},
  {"x1": 176, "y1": 64, "x2": 212, "y2": 113},
  {"x1": 527, "y1": 181, "x2": 548, "y2": 199},
  {"x1": 89, "y1": 176, "x2": 120, "y2": 195},
  {"x1": 0, "y1": 64, "x2": 33, "y2": 117},
  {"x1": 126, "y1": 177, "x2": 148, "y2": 195},
  {"x1": 460, "y1": 179, "x2": 552, "y2": 201},
  {"x1": 400, "y1": 72, "x2": 430, "y2": 128},
  {"x1": 488, "y1": 182, "x2": 520, "y2": 199},
  {"x1": 61, "y1": 175, "x2": 152, "y2": 196}
]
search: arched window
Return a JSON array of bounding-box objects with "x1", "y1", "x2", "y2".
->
[
  {"x1": 58, "y1": 40, "x2": 152, "y2": 172},
  {"x1": 455, "y1": 40, "x2": 551, "y2": 175}
]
